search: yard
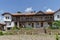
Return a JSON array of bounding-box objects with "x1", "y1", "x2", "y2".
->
[
  {"x1": 0, "y1": 35, "x2": 56, "y2": 40},
  {"x1": 0, "y1": 28, "x2": 60, "y2": 40}
]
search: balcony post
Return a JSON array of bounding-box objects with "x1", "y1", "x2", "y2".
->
[
  {"x1": 4, "y1": 26, "x2": 7, "y2": 31},
  {"x1": 17, "y1": 22, "x2": 19, "y2": 28}
]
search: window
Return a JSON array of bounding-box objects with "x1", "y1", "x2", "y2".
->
[
  {"x1": 36, "y1": 22, "x2": 39, "y2": 25},
  {"x1": 50, "y1": 16, "x2": 52, "y2": 18},
  {"x1": 40, "y1": 17, "x2": 42, "y2": 19},
  {"x1": 32, "y1": 23, "x2": 34, "y2": 28},
  {"x1": 6, "y1": 17, "x2": 7, "y2": 19},
  {"x1": 45, "y1": 16, "x2": 49, "y2": 19},
  {"x1": 28, "y1": 23, "x2": 31, "y2": 25},
  {"x1": 6, "y1": 16, "x2": 10, "y2": 19},
  {"x1": 7, "y1": 22, "x2": 11, "y2": 26},
  {"x1": 13, "y1": 17, "x2": 16, "y2": 21},
  {"x1": 26, "y1": 17, "x2": 32, "y2": 21},
  {"x1": 7, "y1": 27, "x2": 12, "y2": 30},
  {"x1": 9, "y1": 22, "x2": 11, "y2": 25},
  {"x1": 8, "y1": 17, "x2": 9, "y2": 19},
  {"x1": 57, "y1": 15, "x2": 60, "y2": 18}
]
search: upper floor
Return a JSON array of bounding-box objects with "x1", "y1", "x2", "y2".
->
[
  {"x1": 2, "y1": 9, "x2": 60, "y2": 22},
  {"x1": 2, "y1": 11, "x2": 54, "y2": 22},
  {"x1": 2, "y1": 12, "x2": 12, "y2": 21},
  {"x1": 12, "y1": 14, "x2": 53, "y2": 22}
]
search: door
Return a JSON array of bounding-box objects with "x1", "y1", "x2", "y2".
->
[
  {"x1": 32, "y1": 23, "x2": 34, "y2": 28},
  {"x1": 41, "y1": 22, "x2": 43, "y2": 27}
]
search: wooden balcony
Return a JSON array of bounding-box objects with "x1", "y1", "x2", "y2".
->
[
  {"x1": 13, "y1": 18, "x2": 53, "y2": 22},
  {"x1": 12, "y1": 16, "x2": 53, "y2": 22}
]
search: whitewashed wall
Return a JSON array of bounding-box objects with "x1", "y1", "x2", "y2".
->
[
  {"x1": 35, "y1": 22, "x2": 41, "y2": 28},
  {"x1": 43, "y1": 22, "x2": 49, "y2": 27},
  {"x1": 3, "y1": 14, "x2": 12, "y2": 21},
  {"x1": 54, "y1": 11, "x2": 60, "y2": 20},
  {"x1": 25, "y1": 22, "x2": 41, "y2": 28},
  {"x1": 5, "y1": 22, "x2": 14, "y2": 27},
  {"x1": 3, "y1": 14, "x2": 15, "y2": 28}
]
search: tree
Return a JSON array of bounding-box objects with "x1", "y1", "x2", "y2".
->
[
  {"x1": 52, "y1": 20, "x2": 60, "y2": 29},
  {"x1": 17, "y1": 11, "x2": 21, "y2": 13}
]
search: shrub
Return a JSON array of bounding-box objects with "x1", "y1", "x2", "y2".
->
[
  {"x1": 12, "y1": 26, "x2": 20, "y2": 30},
  {"x1": 56, "y1": 34, "x2": 59, "y2": 40},
  {"x1": 0, "y1": 31, "x2": 4, "y2": 35},
  {"x1": 7, "y1": 32, "x2": 14, "y2": 35},
  {"x1": 3, "y1": 31, "x2": 15, "y2": 35},
  {"x1": 49, "y1": 26, "x2": 59, "y2": 29},
  {"x1": 24, "y1": 27, "x2": 32, "y2": 30},
  {"x1": 52, "y1": 20, "x2": 60, "y2": 29}
]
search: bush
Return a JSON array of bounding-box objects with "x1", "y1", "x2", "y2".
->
[
  {"x1": 24, "y1": 27, "x2": 32, "y2": 30},
  {"x1": 56, "y1": 34, "x2": 59, "y2": 40},
  {"x1": 3, "y1": 31, "x2": 15, "y2": 35},
  {"x1": 0, "y1": 31, "x2": 4, "y2": 35},
  {"x1": 49, "y1": 26, "x2": 59, "y2": 29},
  {"x1": 12, "y1": 26, "x2": 20, "y2": 30},
  {"x1": 3, "y1": 32, "x2": 13, "y2": 35},
  {"x1": 7, "y1": 32, "x2": 14, "y2": 35},
  {"x1": 52, "y1": 20, "x2": 60, "y2": 29}
]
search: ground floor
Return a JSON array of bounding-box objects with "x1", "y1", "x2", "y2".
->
[
  {"x1": 0, "y1": 23, "x2": 5, "y2": 31},
  {"x1": 4, "y1": 21, "x2": 52, "y2": 30},
  {"x1": 14, "y1": 21, "x2": 52, "y2": 28}
]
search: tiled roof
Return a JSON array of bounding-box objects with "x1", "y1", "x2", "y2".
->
[
  {"x1": 2, "y1": 12, "x2": 12, "y2": 16},
  {"x1": 54, "y1": 9, "x2": 60, "y2": 13},
  {"x1": 45, "y1": 12, "x2": 54, "y2": 14},
  {"x1": 12, "y1": 12, "x2": 36, "y2": 16},
  {"x1": 0, "y1": 23, "x2": 6, "y2": 25},
  {"x1": 12, "y1": 12, "x2": 54, "y2": 16},
  {"x1": 2, "y1": 11, "x2": 54, "y2": 16}
]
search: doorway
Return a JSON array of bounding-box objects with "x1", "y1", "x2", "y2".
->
[
  {"x1": 41, "y1": 22, "x2": 43, "y2": 27},
  {"x1": 32, "y1": 23, "x2": 34, "y2": 28}
]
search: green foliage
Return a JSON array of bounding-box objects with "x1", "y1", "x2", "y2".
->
[
  {"x1": 49, "y1": 26, "x2": 59, "y2": 29},
  {"x1": 24, "y1": 27, "x2": 32, "y2": 30},
  {"x1": 0, "y1": 30, "x2": 4, "y2": 35},
  {"x1": 50, "y1": 20, "x2": 60, "y2": 29},
  {"x1": 53, "y1": 20, "x2": 60, "y2": 27},
  {"x1": 12, "y1": 26, "x2": 20, "y2": 30},
  {"x1": 17, "y1": 11, "x2": 21, "y2": 13},
  {"x1": 3, "y1": 31, "x2": 15, "y2": 35},
  {"x1": 3, "y1": 32, "x2": 13, "y2": 35},
  {"x1": 56, "y1": 34, "x2": 59, "y2": 40}
]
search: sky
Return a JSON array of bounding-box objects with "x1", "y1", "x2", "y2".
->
[
  {"x1": 0, "y1": 0, "x2": 60, "y2": 13},
  {"x1": 0, "y1": 0, "x2": 60, "y2": 22}
]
